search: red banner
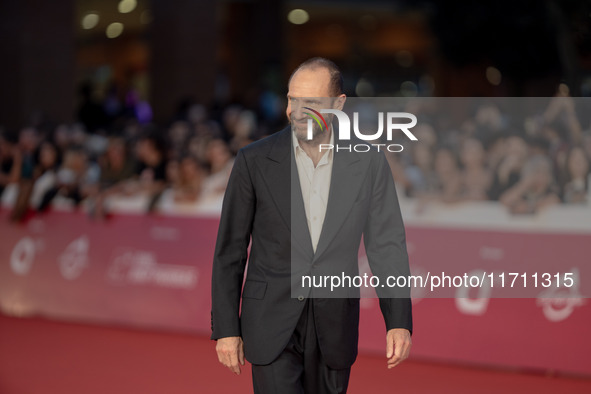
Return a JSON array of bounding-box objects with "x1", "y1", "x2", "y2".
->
[{"x1": 0, "y1": 208, "x2": 589, "y2": 376}]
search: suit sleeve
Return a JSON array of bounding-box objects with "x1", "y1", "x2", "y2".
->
[
  {"x1": 211, "y1": 149, "x2": 255, "y2": 340},
  {"x1": 363, "y1": 152, "x2": 413, "y2": 334}
]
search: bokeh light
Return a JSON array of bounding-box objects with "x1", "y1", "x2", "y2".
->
[
  {"x1": 287, "y1": 9, "x2": 309, "y2": 25},
  {"x1": 81, "y1": 13, "x2": 99, "y2": 30},
  {"x1": 106, "y1": 22, "x2": 124, "y2": 39},
  {"x1": 118, "y1": 0, "x2": 137, "y2": 14}
]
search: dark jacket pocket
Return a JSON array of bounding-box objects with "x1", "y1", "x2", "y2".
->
[{"x1": 242, "y1": 280, "x2": 267, "y2": 300}]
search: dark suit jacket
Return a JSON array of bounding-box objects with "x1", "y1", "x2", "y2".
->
[{"x1": 211, "y1": 126, "x2": 412, "y2": 369}]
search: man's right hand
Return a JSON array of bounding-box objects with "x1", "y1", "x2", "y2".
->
[{"x1": 215, "y1": 336, "x2": 245, "y2": 375}]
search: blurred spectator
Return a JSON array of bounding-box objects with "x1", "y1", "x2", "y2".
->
[
  {"x1": 200, "y1": 138, "x2": 233, "y2": 202},
  {"x1": 482, "y1": 133, "x2": 505, "y2": 174},
  {"x1": 18, "y1": 128, "x2": 38, "y2": 180},
  {"x1": 488, "y1": 135, "x2": 528, "y2": 200},
  {"x1": 385, "y1": 151, "x2": 412, "y2": 195},
  {"x1": 168, "y1": 121, "x2": 191, "y2": 158},
  {"x1": 30, "y1": 141, "x2": 60, "y2": 209},
  {"x1": 53, "y1": 124, "x2": 72, "y2": 155},
  {"x1": 433, "y1": 147, "x2": 463, "y2": 203},
  {"x1": 195, "y1": 119, "x2": 223, "y2": 140},
  {"x1": 37, "y1": 147, "x2": 99, "y2": 212},
  {"x1": 172, "y1": 155, "x2": 206, "y2": 204},
  {"x1": 228, "y1": 110, "x2": 257, "y2": 154},
  {"x1": 500, "y1": 155, "x2": 560, "y2": 214},
  {"x1": 187, "y1": 103, "x2": 207, "y2": 126},
  {"x1": 221, "y1": 104, "x2": 243, "y2": 140},
  {"x1": 10, "y1": 128, "x2": 38, "y2": 221},
  {"x1": 474, "y1": 103, "x2": 504, "y2": 133},
  {"x1": 459, "y1": 138, "x2": 491, "y2": 201},
  {"x1": 91, "y1": 131, "x2": 167, "y2": 219},
  {"x1": 543, "y1": 91, "x2": 583, "y2": 144},
  {"x1": 134, "y1": 132, "x2": 168, "y2": 184},
  {"x1": 188, "y1": 133, "x2": 213, "y2": 164},
  {"x1": 87, "y1": 137, "x2": 135, "y2": 219},
  {"x1": 0, "y1": 131, "x2": 21, "y2": 200},
  {"x1": 561, "y1": 146, "x2": 590, "y2": 204},
  {"x1": 405, "y1": 144, "x2": 438, "y2": 198},
  {"x1": 413, "y1": 124, "x2": 437, "y2": 149},
  {"x1": 130, "y1": 131, "x2": 168, "y2": 211},
  {"x1": 97, "y1": 137, "x2": 136, "y2": 189}
]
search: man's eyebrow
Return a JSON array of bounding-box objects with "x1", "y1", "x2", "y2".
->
[{"x1": 286, "y1": 96, "x2": 324, "y2": 105}]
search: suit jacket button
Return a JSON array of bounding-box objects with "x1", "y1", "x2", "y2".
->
[{"x1": 297, "y1": 295, "x2": 305, "y2": 301}]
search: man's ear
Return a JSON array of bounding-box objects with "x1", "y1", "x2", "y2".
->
[{"x1": 334, "y1": 94, "x2": 347, "y2": 111}]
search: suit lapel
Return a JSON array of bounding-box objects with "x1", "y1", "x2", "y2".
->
[
  {"x1": 313, "y1": 148, "x2": 362, "y2": 261},
  {"x1": 261, "y1": 127, "x2": 314, "y2": 260},
  {"x1": 290, "y1": 152, "x2": 315, "y2": 260},
  {"x1": 262, "y1": 127, "x2": 366, "y2": 262}
]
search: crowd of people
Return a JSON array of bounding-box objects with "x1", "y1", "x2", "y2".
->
[
  {"x1": 1, "y1": 90, "x2": 590, "y2": 222},
  {"x1": 384, "y1": 94, "x2": 591, "y2": 214},
  {"x1": 0, "y1": 93, "x2": 274, "y2": 221}
]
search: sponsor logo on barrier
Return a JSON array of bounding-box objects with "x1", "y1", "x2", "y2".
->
[
  {"x1": 9, "y1": 236, "x2": 43, "y2": 276},
  {"x1": 107, "y1": 248, "x2": 198, "y2": 289},
  {"x1": 455, "y1": 269, "x2": 491, "y2": 316},
  {"x1": 537, "y1": 268, "x2": 585, "y2": 322},
  {"x1": 58, "y1": 235, "x2": 90, "y2": 280},
  {"x1": 479, "y1": 246, "x2": 504, "y2": 261}
]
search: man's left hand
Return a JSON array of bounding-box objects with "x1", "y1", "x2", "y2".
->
[{"x1": 386, "y1": 328, "x2": 411, "y2": 369}]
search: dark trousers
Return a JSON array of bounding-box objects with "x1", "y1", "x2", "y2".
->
[{"x1": 251, "y1": 299, "x2": 351, "y2": 394}]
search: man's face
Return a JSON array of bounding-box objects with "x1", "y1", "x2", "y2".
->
[{"x1": 286, "y1": 68, "x2": 337, "y2": 141}]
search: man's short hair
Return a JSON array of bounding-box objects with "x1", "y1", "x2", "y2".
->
[{"x1": 289, "y1": 57, "x2": 343, "y2": 96}]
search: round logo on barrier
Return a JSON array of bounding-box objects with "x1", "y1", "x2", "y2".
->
[
  {"x1": 58, "y1": 235, "x2": 90, "y2": 280},
  {"x1": 537, "y1": 268, "x2": 585, "y2": 322},
  {"x1": 10, "y1": 237, "x2": 36, "y2": 276},
  {"x1": 455, "y1": 270, "x2": 492, "y2": 315}
]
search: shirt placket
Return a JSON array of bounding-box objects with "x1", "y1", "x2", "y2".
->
[{"x1": 310, "y1": 160, "x2": 326, "y2": 252}]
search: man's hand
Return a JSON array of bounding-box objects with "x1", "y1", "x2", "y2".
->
[
  {"x1": 386, "y1": 328, "x2": 411, "y2": 369},
  {"x1": 216, "y1": 336, "x2": 245, "y2": 375}
]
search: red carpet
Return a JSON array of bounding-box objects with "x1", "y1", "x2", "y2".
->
[{"x1": 1, "y1": 314, "x2": 589, "y2": 394}]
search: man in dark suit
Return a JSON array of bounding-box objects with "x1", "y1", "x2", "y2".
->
[{"x1": 211, "y1": 58, "x2": 412, "y2": 394}]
